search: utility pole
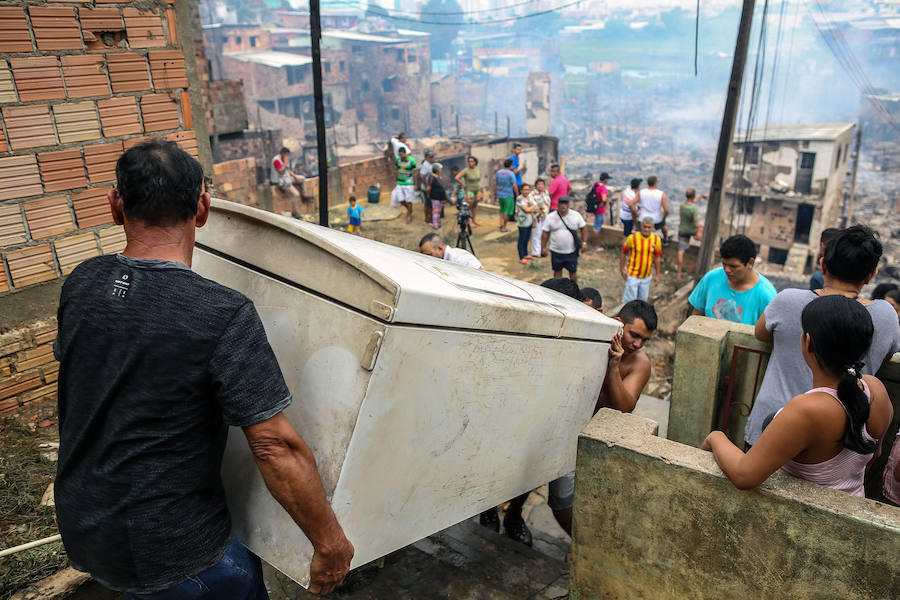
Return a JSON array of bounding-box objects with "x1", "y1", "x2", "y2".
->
[
  {"x1": 310, "y1": 0, "x2": 328, "y2": 227},
  {"x1": 844, "y1": 124, "x2": 862, "y2": 227},
  {"x1": 697, "y1": 0, "x2": 756, "y2": 275}
]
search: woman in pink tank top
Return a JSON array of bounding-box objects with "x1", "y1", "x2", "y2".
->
[{"x1": 702, "y1": 295, "x2": 893, "y2": 497}]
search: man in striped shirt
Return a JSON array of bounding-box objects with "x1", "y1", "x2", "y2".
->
[{"x1": 621, "y1": 216, "x2": 663, "y2": 303}]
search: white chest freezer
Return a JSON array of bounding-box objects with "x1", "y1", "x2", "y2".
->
[{"x1": 193, "y1": 199, "x2": 620, "y2": 587}]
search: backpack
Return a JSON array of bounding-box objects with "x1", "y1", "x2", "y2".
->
[{"x1": 585, "y1": 183, "x2": 599, "y2": 213}]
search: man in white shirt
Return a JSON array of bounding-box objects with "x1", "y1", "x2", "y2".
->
[
  {"x1": 418, "y1": 233, "x2": 483, "y2": 269},
  {"x1": 619, "y1": 177, "x2": 641, "y2": 236},
  {"x1": 540, "y1": 196, "x2": 587, "y2": 282},
  {"x1": 634, "y1": 175, "x2": 669, "y2": 241},
  {"x1": 390, "y1": 132, "x2": 410, "y2": 158},
  {"x1": 416, "y1": 149, "x2": 435, "y2": 224}
]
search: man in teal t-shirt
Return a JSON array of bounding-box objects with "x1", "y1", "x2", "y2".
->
[{"x1": 689, "y1": 234, "x2": 776, "y2": 325}]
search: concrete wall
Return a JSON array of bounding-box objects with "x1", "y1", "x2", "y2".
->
[
  {"x1": 668, "y1": 316, "x2": 900, "y2": 499},
  {"x1": 571, "y1": 409, "x2": 900, "y2": 600}
]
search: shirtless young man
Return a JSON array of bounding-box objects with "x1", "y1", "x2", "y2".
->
[{"x1": 595, "y1": 300, "x2": 657, "y2": 414}]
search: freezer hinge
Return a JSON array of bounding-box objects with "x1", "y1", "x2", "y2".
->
[{"x1": 360, "y1": 330, "x2": 384, "y2": 371}]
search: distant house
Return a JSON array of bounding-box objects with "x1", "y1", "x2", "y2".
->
[{"x1": 721, "y1": 123, "x2": 855, "y2": 275}]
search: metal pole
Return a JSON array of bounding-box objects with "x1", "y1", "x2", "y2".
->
[
  {"x1": 697, "y1": 0, "x2": 756, "y2": 275},
  {"x1": 310, "y1": 0, "x2": 329, "y2": 227},
  {"x1": 506, "y1": 115, "x2": 510, "y2": 138},
  {"x1": 439, "y1": 111, "x2": 443, "y2": 136},
  {"x1": 456, "y1": 113, "x2": 460, "y2": 136},
  {"x1": 494, "y1": 111, "x2": 498, "y2": 133},
  {"x1": 844, "y1": 124, "x2": 862, "y2": 227}
]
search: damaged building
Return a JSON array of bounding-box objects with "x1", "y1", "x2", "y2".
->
[{"x1": 721, "y1": 123, "x2": 856, "y2": 276}]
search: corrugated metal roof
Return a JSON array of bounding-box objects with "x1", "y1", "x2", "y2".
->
[
  {"x1": 734, "y1": 123, "x2": 855, "y2": 143},
  {"x1": 223, "y1": 50, "x2": 313, "y2": 68},
  {"x1": 323, "y1": 31, "x2": 410, "y2": 44}
]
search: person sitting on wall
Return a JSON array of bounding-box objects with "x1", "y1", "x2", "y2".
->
[
  {"x1": 689, "y1": 234, "x2": 776, "y2": 325},
  {"x1": 744, "y1": 225, "x2": 900, "y2": 448},
  {"x1": 270, "y1": 146, "x2": 310, "y2": 219},
  {"x1": 702, "y1": 295, "x2": 893, "y2": 497},
  {"x1": 418, "y1": 232, "x2": 483, "y2": 270}
]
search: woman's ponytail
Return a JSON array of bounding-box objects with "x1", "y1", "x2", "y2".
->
[{"x1": 836, "y1": 363, "x2": 876, "y2": 454}]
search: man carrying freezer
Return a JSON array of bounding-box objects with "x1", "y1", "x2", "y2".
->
[{"x1": 53, "y1": 140, "x2": 353, "y2": 598}]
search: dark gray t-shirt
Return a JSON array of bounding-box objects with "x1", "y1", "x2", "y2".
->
[
  {"x1": 54, "y1": 254, "x2": 291, "y2": 594},
  {"x1": 744, "y1": 289, "x2": 900, "y2": 445}
]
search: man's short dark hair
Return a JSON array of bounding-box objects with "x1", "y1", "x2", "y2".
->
[
  {"x1": 886, "y1": 287, "x2": 900, "y2": 305},
  {"x1": 647, "y1": 175, "x2": 658, "y2": 187},
  {"x1": 720, "y1": 235, "x2": 757, "y2": 265},
  {"x1": 534, "y1": 177, "x2": 545, "y2": 186},
  {"x1": 115, "y1": 139, "x2": 204, "y2": 226},
  {"x1": 872, "y1": 282, "x2": 899, "y2": 300},
  {"x1": 540, "y1": 277, "x2": 582, "y2": 301},
  {"x1": 550, "y1": 163, "x2": 560, "y2": 171},
  {"x1": 279, "y1": 146, "x2": 290, "y2": 155},
  {"x1": 617, "y1": 300, "x2": 657, "y2": 331},
  {"x1": 630, "y1": 178, "x2": 642, "y2": 189},
  {"x1": 824, "y1": 225, "x2": 882, "y2": 284},
  {"x1": 419, "y1": 232, "x2": 442, "y2": 249},
  {"x1": 503, "y1": 158, "x2": 513, "y2": 168},
  {"x1": 581, "y1": 287, "x2": 602, "y2": 308},
  {"x1": 513, "y1": 143, "x2": 522, "y2": 149}
]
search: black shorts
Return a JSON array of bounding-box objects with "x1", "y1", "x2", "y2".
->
[
  {"x1": 551, "y1": 251, "x2": 578, "y2": 273},
  {"x1": 654, "y1": 221, "x2": 665, "y2": 230}
]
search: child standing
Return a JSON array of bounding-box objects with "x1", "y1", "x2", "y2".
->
[
  {"x1": 427, "y1": 163, "x2": 448, "y2": 229},
  {"x1": 347, "y1": 196, "x2": 364, "y2": 235}
]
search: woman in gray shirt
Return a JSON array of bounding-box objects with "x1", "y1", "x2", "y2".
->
[{"x1": 746, "y1": 225, "x2": 900, "y2": 447}]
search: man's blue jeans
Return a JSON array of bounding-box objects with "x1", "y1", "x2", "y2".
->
[
  {"x1": 622, "y1": 275, "x2": 652, "y2": 303},
  {"x1": 125, "y1": 535, "x2": 268, "y2": 600}
]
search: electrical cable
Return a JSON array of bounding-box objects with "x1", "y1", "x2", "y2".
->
[{"x1": 363, "y1": 0, "x2": 586, "y2": 25}]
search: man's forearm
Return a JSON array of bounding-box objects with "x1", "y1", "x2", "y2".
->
[{"x1": 252, "y1": 435, "x2": 345, "y2": 552}]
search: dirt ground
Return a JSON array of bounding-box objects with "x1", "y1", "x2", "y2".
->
[{"x1": 323, "y1": 200, "x2": 682, "y2": 399}]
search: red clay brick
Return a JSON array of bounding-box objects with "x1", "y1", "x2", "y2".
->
[
  {"x1": 10, "y1": 57, "x2": 65, "y2": 102},
  {"x1": 38, "y1": 148, "x2": 87, "y2": 192},
  {"x1": 0, "y1": 60, "x2": 18, "y2": 104},
  {"x1": 55, "y1": 231, "x2": 100, "y2": 275},
  {"x1": 6, "y1": 244, "x2": 57, "y2": 289},
  {"x1": 106, "y1": 52, "x2": 151, "y2": 93},
  {"x1": 0, "y1": 203, "x2": 27, "y2": 246},
  {"x1": 53, "y1": 101, "x2": 101, "y2": 144},
  {"x1": 124, "y1": 8, "x2": 166, "y2": 49},
  {"x1": 149, "y1": 50, "x2": 188, "y2": 90},
  {"x1": 29, "y1": 6, "x2": 83, "y2": 51},
  {"x1": 72, "y1": 187, "x2": 113, "y2": 228},
  {"x1": 165, "y1": 8, "x2": 178, "y2": 45},
  {"x1": 98, "y1": 96, "x2": 141, "y2": 137},
  {"x1": 141, "y1": 93, "x2": 180, "y2": 132},
  {"x1": 24, "y1": 195, "x2": 75, "y2": 240},
  {"x1": 98, "y1": 225, "x2": 125, "y2": 254},
  {"x1": 181, "y1": 90, "x2": 192, "y2": 128},
  {"x1": 0, "y1": 7, "x2": 33, "y2": 53},
  {"x1": 83, "y1": 141, "x2": 124, "y2": 185},
  {"x1": 61, "y1": 54, "x2": 110, "y2": 99},
  {"x1": 2, "y1": 105, "x2": 57, "y2": 150}
]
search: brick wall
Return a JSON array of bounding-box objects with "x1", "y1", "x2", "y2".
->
[
  {"x1": 0, "y1": 319, "x2": 58, "y2": 415},
  {"x1": 0, "y1": 0, "x2": 203, "y2": 297},
  {"x1": 211, "y1": 157, "x2": 259, "y2": 207}
]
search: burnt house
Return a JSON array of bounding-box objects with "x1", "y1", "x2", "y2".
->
[{"x1": 722, "y1": 123, "x2": 855, "y2": 275}]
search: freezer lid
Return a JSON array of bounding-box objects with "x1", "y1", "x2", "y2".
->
[{"x1": 196, "y1": 200, "x2": 620, "y2": 341}]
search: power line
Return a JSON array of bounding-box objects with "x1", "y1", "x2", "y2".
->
[
  {"x1": 363, "y1": 0, "x2": 585, "y2": 25},
  {"x1": 361, "y1": 0, "x2": 541, "y2": 16}
]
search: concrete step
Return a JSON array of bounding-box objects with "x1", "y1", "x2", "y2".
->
[{"x1": 264, "y1": 519, "x2": 569, "y2": 599}]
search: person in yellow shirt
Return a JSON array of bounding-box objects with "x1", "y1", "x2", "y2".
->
[{"x1": 621, "y1": 216, "x2": 662, "y2": 302}]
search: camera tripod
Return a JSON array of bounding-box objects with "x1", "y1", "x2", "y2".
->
[{"x1": 456, "y1": 218, "x2": 475, "y2": 255}]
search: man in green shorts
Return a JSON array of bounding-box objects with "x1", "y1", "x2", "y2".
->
[
  {"x1": 391, "y1": 146, "x2": 417, "y2": 224},
  {"x1": 494, "y1": 158, "x2": 518, "y2": 232},
  {"x1": 677, "y1": 188, "x2": 706, "y2": 278}
]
